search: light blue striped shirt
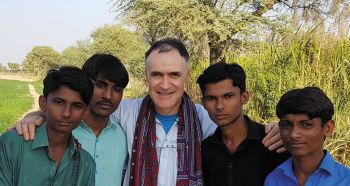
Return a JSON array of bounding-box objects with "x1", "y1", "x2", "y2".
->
[
  {"x1": 73, "y1": 120, "x2": 127, "y2": 186},
  {"x1": 264, "y1": 151, "x2": 350, "y2": 186}
]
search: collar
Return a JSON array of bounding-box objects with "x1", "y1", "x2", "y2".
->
[
  {"x1": 31, "y1": 123, "x2": 49, "y2": 149},
  {"x1": 279, "y1": 150, "x2": 334, "y2": 179},
  {"x1": 31, "y1": 123, "x2": 78, "y2": 157},
  {"x1": 210, "y1": 115, "x2": 264, "y2": 144},
  {"x1": 80, "y1": 119, "x2": 117, "y2": 130}
]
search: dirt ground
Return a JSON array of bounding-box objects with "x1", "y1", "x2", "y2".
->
[{"x1": 0, "y1": 73, "x2": 38, "y2": 82}]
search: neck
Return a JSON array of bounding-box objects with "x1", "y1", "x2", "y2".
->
[
  {"x1": 292, "y1": 149, "x2": 325, "y2": 186},
  {"x1": 220, "y1": 114, "x2": 247, "y2": 154},
  {"x1": 46, "y1": 125, "x2": 70, "y2": 168},
  {"x1": 83, "y1": 109, "x2": 109, "y2": 137}
]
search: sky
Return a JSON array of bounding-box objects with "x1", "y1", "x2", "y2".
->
[{"x1": 0, "y1": 0, "x2": 117, "y2": 66}]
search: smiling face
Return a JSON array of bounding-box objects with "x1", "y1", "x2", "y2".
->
[
  {"x1": 40, "y1": 85, "x2": 87, "y2": 134},
  {"x1": 279, "y1": 113, "x2": 334, "y2": 158},
  {"x1": 202, "y1": 79, "x2": 248, "y2": 127},
  {"x1": 145, "y1": 49, "x2": 189, "y2": 115},
  {"x1": 89, "y1": 75, "x2": 124, "y2": 118}
]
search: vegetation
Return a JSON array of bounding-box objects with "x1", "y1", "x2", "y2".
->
[
  {"x1": 4, "y1": 0, "x2": 349, "y2": 166},
  {"x1": 0, "y1": 80, "x2": 32, "y2": 132}
]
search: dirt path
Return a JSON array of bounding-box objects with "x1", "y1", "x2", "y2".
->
[{"x1": 0, "y1": 74, "x2": 40, "y2": 119}]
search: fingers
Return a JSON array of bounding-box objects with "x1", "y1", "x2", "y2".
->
[
  {"x1": 13, "y1": 120, "x2": 24, "y2": 135},
  {"x1": 263, "y1": 132, "x2": 282, "y2": 150},
  {"x1": 21, "y1": 121, "x2": 30, "y2": 141},
  {"x1": 276, "y1": 146, "x2": 287, "y2": 153},
  {"x1": 262, "y1": 121, "x2": 279, "y2": 145},
  {"x1": 267, "y1": 139, "x2": 284, "y2": 151},
  {"x1": 28, "y1": 117, "x2": 44, "y2": 140}
]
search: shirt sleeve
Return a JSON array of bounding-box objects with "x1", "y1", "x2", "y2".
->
[
  {"x1": 195, "y1": 104, "x2": 217, "y2": 140},
  {"x1": 0, "y1": 134, "x2": 14, "y2": 186}
]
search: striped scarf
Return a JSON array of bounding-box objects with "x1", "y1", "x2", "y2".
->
[{"x1": 129, "y1": 94, "x2": 203, "y2": 186}]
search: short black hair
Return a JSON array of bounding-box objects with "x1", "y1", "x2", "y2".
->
[
  {"x1": 276, "y1": 87, "x2": 334, "y2": 126},
  {"x1": 145, "y1": 38, "x2": 189, "y2": 62},
  {"x1": 82, "y1": 54, "x2": 129, "y2": 88},
  {"x1": 197, "y1": 62, "x2": 246, "y2": 93},
  {"x1": 43, "y1": 66, "x2": 93, "y2": 105}
]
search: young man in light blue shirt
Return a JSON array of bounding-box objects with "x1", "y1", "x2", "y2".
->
[{"x1": 265, "y1": 87, "x2": 350, "y2": 186}]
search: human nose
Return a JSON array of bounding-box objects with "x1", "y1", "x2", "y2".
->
[
  {"x1": 216, "y1": 98, "x2": 225, "y2": 110},
  {"x1": 290, "y1": 126, "x2": 301, "y2": 139},
  {"x1": 62, "y1": 105, "x2": 71, "y2": 118},
  {"x1": 159, "y1": 76, "x2": 170, "y2": 89},
  {"x1": 102, "y1": 86, "x2": 112, "y2": 100}
]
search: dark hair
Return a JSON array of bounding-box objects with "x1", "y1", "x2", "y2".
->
[
  {"x1": 276, "y1": 87, "x2": 334, "y2": 126},
  {"x1": 145, "y1": 38, "x2": 189, "y2": 62},
  {"x1": 196, "y1": 62, "x2": 246, "y2": 93},
  {"x1": 43, "y1": 66, "x2": 93, "y2": 105},
  {"x1": 82, "y1": 54, "x2": 129, "y2": 88}
]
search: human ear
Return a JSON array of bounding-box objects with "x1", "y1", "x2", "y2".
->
[
  {"x1": 323, "y1": 120, "x2": 335, "y2": 137},
  {"x1": 241, "y1": 91, "x2": 249, "y2": 104},
  {"x1": 38, "y1": 96, "x2": 47, "y2": 112}
]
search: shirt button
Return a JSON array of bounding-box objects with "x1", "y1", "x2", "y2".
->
[
  {"x1": 131, "y1": 176, "x2": 134, "y2": 179},
  {"x1": 96, "y1": 155, "x2": 99, "y2": 159},
  {"x1": 228, "y1": 162, "x2": 232, "y2": 168},
  {"x1": 227, "y1": 177, "x2": 232, "y2": 184},
  {"x1": 132, "y1": 149, "x2": 136, "y2": 153},
  {"x1": 132, "y1": 162, "x2": 135, "y2": 166}
]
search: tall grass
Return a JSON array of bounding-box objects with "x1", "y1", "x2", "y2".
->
[
  {"x1": 0, "y1": 80, "x2": 33, "y2": 132},
  {"x1": 230, "y1": 36, "x2": 350, "y2": 167}
]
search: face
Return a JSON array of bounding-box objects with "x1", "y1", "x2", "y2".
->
[
  {"x1": 145, "y1": 49, "x2": 189, "y2": 115},
  {"x1": 39, "y1": 85, "x2": 87, "y2": 134},
  {"x1": 279, "y1": 114, "x2": 334, "y2": 158},
  {"x1": 202, "y1": 79, "x2": 248, "y2": 127},
  {"x1": 89, "y1": 75, "x2": 124, "y2": 118}
]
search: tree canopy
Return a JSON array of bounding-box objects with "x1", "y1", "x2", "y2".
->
[{"x1": 23, "y1": 46, "x2": 60, "y2": 76}]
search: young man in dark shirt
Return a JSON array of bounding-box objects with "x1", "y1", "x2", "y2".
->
[{"x1": 197, "y1": 62, "x2": 289, "y2": 186}]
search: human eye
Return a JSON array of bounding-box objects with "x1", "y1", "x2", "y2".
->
[
  {"x1": 113, "y1": 86, "x2": 123, "y2": 93},
  {"x1": 72, "y1": 103, "x2": 85, "y2": 110},
  {"x1": 94, "y1": 82, "x2": 106, "y2": 88},
  {"x1": 204, "y1": 96, "x2": 215, "y2": 102},
  {"x1": 170, "y1": 72, "x2": 181, "y2": 78},
  {"x1": 150, "y1": 72, "x2": 161, "y2": 77},
  {"x1": 53, "y1": 99, "x2": 64, "y2": 105},
  {"x1": 301, "y1": 122, "x2": 313, "y2": 128},
  {"x1": 224, "y1": 93, "x2": 233, "y2": 99},
  {"x1": 278, "y1": 121, "x2": 291, "y2": 128}
]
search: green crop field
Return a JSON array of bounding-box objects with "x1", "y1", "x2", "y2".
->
[{"x1": 0, "y1": 79, "x2": 33, "y2": 132}]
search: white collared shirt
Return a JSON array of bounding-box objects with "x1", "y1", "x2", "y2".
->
[{"x1": 110, "y1": 98, "x2": 217, "y2": 186}]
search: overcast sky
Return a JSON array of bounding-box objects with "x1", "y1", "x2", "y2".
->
[{"x1": 0, "y1": 0, "x2": 117, "y2": 65}]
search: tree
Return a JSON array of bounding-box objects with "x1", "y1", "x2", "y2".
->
[
  {"x1": 90, "y1": 24, "x2": 149, "y2": 78},
  {"x1": 111, "y1": 0, "x2": 350, "y2": 64},
  {"x1": 23, "y1": 46, "x2": 60, "y2": 76},
  {"x1": 7, "y1": 63, "x2": 20, "y2": 72},
  {"x1": 60, "y1": 40, "x2": 92, "y2": 68}
]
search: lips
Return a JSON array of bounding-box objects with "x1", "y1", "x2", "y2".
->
[
  {"x1": 157, "y1": 91, "x2": 173, "y2": 96},
  {"x1": 97, "y1": 101, "x2": 113, "y2": 109},
  {"x1": 287, "y1": 142, "x2": 306, "y2": 148},
  {"x1": 215, "y1": 114, "x2": 227, "y2": 120},
  {"x1": 58, "y1": 121, "x2": 72, "y2": 126}
]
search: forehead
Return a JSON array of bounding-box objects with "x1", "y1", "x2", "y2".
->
[
  {"x1": 47, "y1": 85, "x2": 83, "y2": 102},
  {"x1": 203, "y1": 79, "x2": 239, "y2": 95},
  {"x1": 280, "y1": 113, "x2": 322, "y2": 124},
  {"x1": 146, "y1": 49, "x2": 188, "y2": 72}
]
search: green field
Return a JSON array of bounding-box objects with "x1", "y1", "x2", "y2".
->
[{"x1": 0, "y1": 79, "x2": 33, "y2": 132}]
